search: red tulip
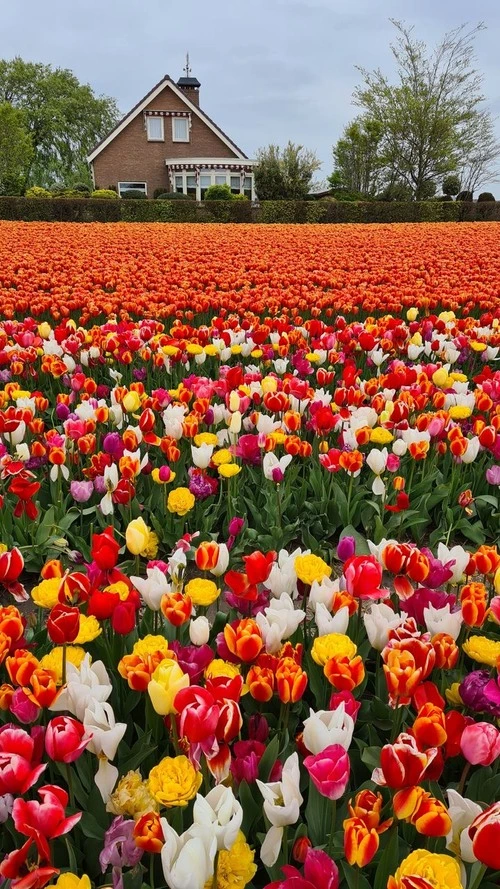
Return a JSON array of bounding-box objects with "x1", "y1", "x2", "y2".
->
[
  {"x1": 372, "y1": 733, "x2": 437, "y2": 789},
  {"x1": 0, "y1": 547, "x2": 27, "y2": 602},
  {"x1": 90, "y1": 527, "x2": 120, "y2": 570},
  {"x1": 468, "y1": 801, "x2": 500, "y2": 870},
  {"x1": 12, "y1": 784, "x2": 82, "y2": 860},
  {"x1": 0, "y1": 839, "x2": 59, "y2": 889},
  {"x1": 343, "y1": 555, "x2": 389, "y2": 600},
  {"x1": 45, "y1": 716, "x2": 90, "y2": 763},
  {"x1": 47, "y1": 603, "x2": 80, "y2": 644}
]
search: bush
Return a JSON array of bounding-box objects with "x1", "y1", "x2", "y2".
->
[
  {"x1": 442, "y1": 175, "x2": 461, "y2": 197},
  {"x1": 91, "y1": 189, "x2": 119, "y2": 199},
  {"x1": 204, "y1": 184, "x2": 234, "y2": 201},
  {"x1": 120, "y1": 189, "x2": 148, "y2": 199},
  {"x1": 457, "y1": 191, "x2": 473, "y2": 202},
  {"x1": 0, "y1": 175, "x2": 24, "y2": 196},
  {"x1": 477, "y1": 192, "x2": 496, "y2": 202},
  {"x1": 71, "y1": 182, "x2": 92, "y2": 194},
  {"x1": 25, "y1": 186, "x2": 52, "y2": 198},
  {"x1": 436, "y1": 194, "x2": 453, "y2": 201},
  {"x1": 154, "y1": 191, "x2": 192, "y2": 200},
  {"x1": 232, "y1": 193, "x2": 250, "y2": 201}
]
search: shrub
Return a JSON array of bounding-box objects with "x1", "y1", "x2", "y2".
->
[
  {"x1": 25, "y1": 186, "x2": 52, "y2": 198},
  {"x1": 71, "y1": 182, "x2": 92, "y2": 194},
  {"x1": 232, "y1": 193, "x2": 250, "y2": 201},
  {"x1": 92, "y1": 189, "x2": 119, "y2": 199},
  {"x1": 0, "y1": 175, "x2": 24, "y2": 196},
  {"x1": 457, "y1": 191, "x2": 473, "y2": 202},
  {"x1": 154, "y1": 192, "x2": 192, "y2": 200},
  {"x1": 436, "y1": 194, "x2": 453, "y2": 201},
  {"x1": 477, "y1": 192, "x2": 496, "y2": 202},
  {"x1": 204, "y1": 184, "x2": 234, "y2": 201},
  {"x1": 120, "y1": 189, "x2": 148, "y2": 199}
]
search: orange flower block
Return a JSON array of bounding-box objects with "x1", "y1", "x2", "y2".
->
[
  {"x1": 431, "y1": 632, "x2": 459, "y2": 670},
  {"x1": 276, "y1": 657, "x2": 308, "y2": 704},
  {"x1": 412, "y1": 703, "x2": 447, "y2": 749},
  {"x1": 223, "y1": 618, "x2": 263, "y2": 662},
  {"x1": 246, "y1": 664, "x2": 275, "y2": 702},
  {"x1": 25, "y1": 666, "x2": 59, "y2": 708},
  {"x1": 6, "y1": 649, "x2": 39, "y2": 686},
  {"x1": 160, "y1": 592, "x2": 192, "y2": 627},
  {"x1": 393, "y1": 786, "x2": 451, "y2": 836},
  {"x1": 118, "y1": 651, "x2": 169, "y2": 692},
  {"x1": 383, "y1": 649, "x2": 422, "y2": 707},
  {"x1": 460, "y1": 581, "x2": 489, "y2": 627},
  {"x1": 343, "y1": 818, "x2": 380, "y2": 867},
  {"x1": 133, "y1": 812, "x2": 164, "y2": 853},
  {"x1": 324, "y1": 654, "x2": 365, "y2": 691}
]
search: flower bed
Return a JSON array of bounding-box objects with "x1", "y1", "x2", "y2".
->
[{"x1": 1, "y1": 223, "x2": 500, "y2": 889}]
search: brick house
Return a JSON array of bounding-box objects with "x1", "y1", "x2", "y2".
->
[{"x1": 87, "y1": 63, "x2": 255, "y2": 200}]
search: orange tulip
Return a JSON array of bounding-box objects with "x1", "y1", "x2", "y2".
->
[
  {"x1": 223, "y1": 618, "x2": 263, "y2": 662},
  {"x1": 324, "y1": 654, "x2": 365, "y2": 691},
  {"x1": 246, "y1": 664, "x2": 275, "y2": 702},
  {"x1": 276, "y1": 657, "x2": 308, "y2": 704},
  {"x1": 160, "y1": 592, "x2": 192, "y2": 627},
  {"x1": 133, "y1": 812, "x2": 164, "y2": 852}
]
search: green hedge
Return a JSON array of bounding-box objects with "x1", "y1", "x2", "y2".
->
[{"x1": 0, "y1": 196, "x2": 499, "y2": 223}]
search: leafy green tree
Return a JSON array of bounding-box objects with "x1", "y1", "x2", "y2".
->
[
  {"x1": 330, "y1": 116, "x2": 383, "y2": 195},
  {"x1": 0, "y1": 57, "x2": 119, "y2": 187},
  {"x1": 254, "y1": 142, "x2": 321, "y2": 200},
  {"x1": 442, "y1": 174, "x2": 461, "y2": 197},
  {"x1": 0, "y1": 102, "x2": 33, "y2": 192},
  {"x1": 352, "y1": 20, "x2": 500, "y2": 199}
]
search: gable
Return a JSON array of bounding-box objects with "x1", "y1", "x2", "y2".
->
[{"x1": 88, "y1": 76, "x2": 246, "y2": 162}]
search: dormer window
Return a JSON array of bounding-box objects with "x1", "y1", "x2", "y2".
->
[
  {"x1": 146, "y1": 116, "x2": 164, "y2": 141},
  {"x1": 172, "y1": 117, "x2": 190, "y2": 142}
]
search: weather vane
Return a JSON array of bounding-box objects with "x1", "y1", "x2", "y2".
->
[{"x1": 184, "y1": 53, "x2": 191, "y2": 78}]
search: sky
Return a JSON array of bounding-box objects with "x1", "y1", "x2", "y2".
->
[{"x1": 3, "y1": 0, "x2": 500, "y2": 192}]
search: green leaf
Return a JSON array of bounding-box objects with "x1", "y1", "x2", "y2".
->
[
  {"x1": 341, "y1": 861, "x2": 373, "y2": 889},
  {"x1": 373, "y1": 826, "x2": 399, "y2": 889},
  {"x1": 339, "y1": 525, "x2": 370, "y2": 555},
  {"x1": 360, "y1": 745, "x2": 382, "y2": 771},
  {"x1": 238, "y1": 780, "x2": 262, "y2": 837},
  {"x1": 258, "y1": 734, "x2": 280, "y2": 782},
  {"x1": 304, "y1": 777, "x2": 331, "y2": 847},
  {"x1": 80, "y1": 810, "x2": 106, "y2": 841}
]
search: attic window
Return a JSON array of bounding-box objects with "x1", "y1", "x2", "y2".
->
[
  {"x1": 172, "y1": 117, "x2": 190, "y2": 142},
  {"x1": 147, "y1": 117, "x2": 164, "y2": 141}
]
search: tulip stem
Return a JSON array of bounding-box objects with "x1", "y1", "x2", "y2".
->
[
  {"x1": 327, "y1": 800, "x2": 337, "y2": 856},
  {"x1": 211, "y1": 851, "x2": 219, "y2": 889},
  {"x1": 457, "y1": 761, "x2": 471, "y2": 796},
  {"x1": 149, "y1": 850, "x2": 155, "y2": 889},
  {"x1": 62, "y1": 643, "x2": 67, "y2": 686},
  {"x1": 65, "y1": 762, "x2": 75, "y2": 809},
  {"x1": 276, "y1": 483, "x2": 282, "y2": 530},
  {"x1": 469, "y1": 865, "x2": 486, "y2": 889},
  {"x1": 170, "y1": 715, "x2": 181, "y2": 756}
]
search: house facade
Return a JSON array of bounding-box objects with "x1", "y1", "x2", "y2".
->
[{"x1": 88, "y1": 66, "x2": 255, "y2": 200}]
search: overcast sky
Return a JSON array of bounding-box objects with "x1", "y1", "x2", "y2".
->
[{"x1": 3, "y1": 0, "x2": 500, "y2": 191}]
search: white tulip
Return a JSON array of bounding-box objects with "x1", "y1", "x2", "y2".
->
[
  {"x1": 445, "y1": 789, "x2": 482, "y2": 863},
  {"x1": 189, "y1": 616, "x2": 210, "y2": 646},
  {"x1": 256, "y1": 594, "x2": 306, "y2": 653},
  {"x1": 392, "y1": 439, "x2": 407, "y2": 456},
  {"x1": 228, "y1": 411, "x2": 242, "y2": 435},
  {"x1": 191, "y1": 443, "x2": 214, "y2": 469},
  {"x1": 309, "y1": 575, "x2": 340, "y2": 609},
  {"x1": 83, "y1": 699, "x2": 127, "y2": 802},
  {"x1": 314, "y1": 602, "x2": 350, "y2": 636},
  {"x1": 437, "y1": 543, "x2": 469, "y2": 584},
  {"x1": 209, "y1": 543, "x2": 230, "y2": 577},
  {"x1": 423, "y1": 603, "x2": 463, "y2": 641},
  {"x1": 461, "y1": 437, "x2": 480, "y2": 464},
  {"x1": 131, "y1": 566, "x2": 171, "y2": 611},
  {"x1": 161, "y1": 821, "x2": 217, "y2": 889},
  {"x1": 303, "y1": 704, "x2": 354, "y2": 754},
  {"x1": 366, "y1": 448, "x2": 388, "y2": 475},
  {"x1": 264, "y1": 547, "x2": 304, "y2": 598},
  {"x1": 364, "y1": 603, "x2": 404, "y2": 650},
  {"x1": 4, "y1": 421, "x2": 26, "y2": 445},
  {"x1": 50, "y1": 654, "x2": 112, "y2": 721},
  {"x1": 263, "y1": 452, "x2": 293, "y2": 481},
  {"x1": 192, "y1": 786, "x2": 243, "y2": 851},
  {"x1": 257, "y1": 753, "x2": 303, "y2": 867}
]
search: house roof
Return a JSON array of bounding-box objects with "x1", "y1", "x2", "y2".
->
[{"x1": 87, "y1": 74, "x2": 248, "y2": 163}]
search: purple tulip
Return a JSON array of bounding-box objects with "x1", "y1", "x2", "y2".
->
[
  {"x1": 460, "y1": 670, "x2": 500, "y2": 717},
  {"x1": 103, "y1": 432, "x2": 124, "y2": 459},
  {"x1": 99, "y1": 816, "x2": 143, "y2": 889},
  {"x1": 402, "y1": 588, "x2": 457, "y2": 626},
  {"x1": 70, "y1": 480, "x2": 94, "y2": 504},
  {"x1": 486, "y1": 465, "x2": 500, "y2": 486},
  {"x1": 337, "y1": 536, "x2": 356, "y2": 562},
  {"x1": 169, "y1": 641, "x2": 214, "y2": 682},
  {"x1": 55, "y1": 403, "x2": 70, "y2": 421}
]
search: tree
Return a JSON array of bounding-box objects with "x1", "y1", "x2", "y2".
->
[
  {"x1": 331, "y1": 116, "x2": 384, "y2": 195},
  {"x1": 0, "y1": 102, "x2": 33, "y2": 192},
  {"x1": 0, "y1": 57, "x2": 119, "y2": 187},
  {"x1": 352, "y1": 20, "x2": 500, "y2": 200},
  {"x1": 254, "y1": 142, "x2": 321, "y2": 200},
  {"x1": 442, "y1": 174, "x2": 461, "y2": 197}
]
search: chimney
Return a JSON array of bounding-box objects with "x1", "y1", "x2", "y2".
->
[{"x1": 177, "y1": 53, "x2": 200, "y2": 106}]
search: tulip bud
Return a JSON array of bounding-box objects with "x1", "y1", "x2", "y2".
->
[
  {"x1": 292, "y1": 835, "x2": 312, "y2": 864},
  {"x1": 189, "y1": 616, "x2": 210, "y2": 646},
  {"x1": 337, "y1": 536, "x2": 355, "y2": 562},
  {"x1": 47, "y1": 603, "x2": 80, "y2": 644}
]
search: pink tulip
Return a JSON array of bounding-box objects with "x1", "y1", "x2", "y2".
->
[
  {"x1": 0, "y1": 725, "x2": 46, "y2": 795},
  {"x1": 264, "y1": 848, "x2": 339, "y2": 889},
  {"x1": 303, "y1": 743, "x2": 350, "y2": 800},
  {"x1": 328, "y1": 690, "x2": 361, "y2": 721},
  {"x1": 45, "y1": 716, "x2": 91, "y2": 764},
  {"x1": 9, "y1": 689, "x2": 40, "y2": 725},
  {"x1": 460, "y1": 722, "x2": 500, "y2": 765}
]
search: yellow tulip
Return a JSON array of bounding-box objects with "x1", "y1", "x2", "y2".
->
[
  {"x1": 123, "y1": 390, "x2": 141, "y2": 413},
  {"x1": 147, "y1": 658, "x2": 189, "y2": 715},
  {"x1": 126, "y1": 517, "x2": 150, "y2": 555}
]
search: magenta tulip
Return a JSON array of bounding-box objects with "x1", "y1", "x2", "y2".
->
[
  {"x1": 303, "y1": 743, "x2": 350, "y2": 800},
  {"x1": 264, "y1": 848, "x2": 339, "y2": 889}
]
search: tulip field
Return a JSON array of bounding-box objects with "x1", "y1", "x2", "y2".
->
[{"x1": 1, "y1": 221, "x2": 500, "y2": 889}]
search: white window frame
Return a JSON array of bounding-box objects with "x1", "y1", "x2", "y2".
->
[
  {"x1": 170, "y1": 169, "x2": 254, "y2": 201},
  {"x1": 118, "y1": 181, "x2": 148, "y2": 197},
  {"x1": 146, "y1": 116, "x2": 164, "y2": 141},
  {"x1": 172, "y1": 117, "x2": 190, "y2": 143}
]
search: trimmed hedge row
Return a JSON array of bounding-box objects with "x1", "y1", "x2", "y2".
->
[{"x1": 1, "y1": 197, "x2": 500, "y2": 223}]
